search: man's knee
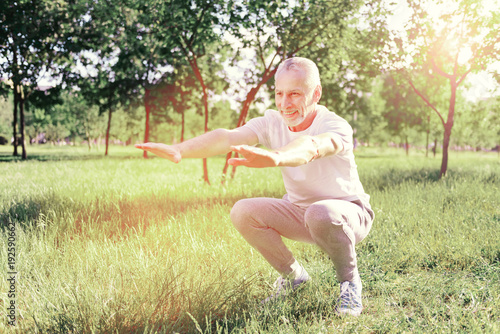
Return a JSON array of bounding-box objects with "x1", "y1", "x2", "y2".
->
[
  {"x1": 304, "y1": 203, "x2": 355, "y2": 245},
  {"x1": 230, "y1": 199, "x2": 255, "y2": 231},
  {"x1": 305, "y1": 203, "x2": 344, "y2": 231}
]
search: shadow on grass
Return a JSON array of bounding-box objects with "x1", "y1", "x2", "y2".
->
[
  {"x1": 0, "y1": 152, "x2": 142, "y2": 162},
  {"x1": 365, "y1": 167, "x2": 441, "y2": 191},
  {"x1": 0, "y1": 189, "x2": 253, "y2": 234},
  {"x1": 3, "y1": 164, "x2": 497, "y2": 234},
  {"x1": 364, "y1": 167, "x2": 498, "y2": 192},
  {"x1": 0, "y1": 146, "x2": 145, "y2": 162}
]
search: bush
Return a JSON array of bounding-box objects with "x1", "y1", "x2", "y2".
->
[{"x1": 0, "y1": 135, "x2": 8, "y2": 145}]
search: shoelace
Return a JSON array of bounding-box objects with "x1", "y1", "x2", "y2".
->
[
  {"x1": 274, "y1": 277, "x2": 293, "y2": 294},
  {"x1": 339, "y1": 281, "x2": 361, "y2": 308}
]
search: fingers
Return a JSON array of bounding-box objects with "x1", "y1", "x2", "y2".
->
[
  {"x1": 230, "y1": 145, "x2": 247, "y2": 153},
  {"x1": 230, "y1": 145, "x2": 255, "y2": 164},
  {"x1": 135, "y1": 143, "x2": 154, "y2": 151},
  {"x1": 228, "y1": 146, "x2": 251, "y2": 166},
  {"x1": 170, "y1": 152, "x2": 181, "y2": 164},
  {"x1": 134, "y1": 143, "x2": 181, "y2": 163},
  {"x1": 231, "y1": 145, "x2": 262, "y2": 156},
  {"x1": 135, "y1": 142, "x2": 165, "y2": 153},
  {"x1": 228, "y1": 158, "x2": 246, "y2": 166}
]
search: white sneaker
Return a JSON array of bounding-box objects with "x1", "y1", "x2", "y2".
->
[
  {"x1": 262, "y1": 269, "x2": 310, "y2": 303},
  {"x1": 336, "y1": 277, "x2": 363, "y2": 316}
]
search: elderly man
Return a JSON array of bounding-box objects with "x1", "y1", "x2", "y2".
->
[{"x1": 135, "y1": 57, "x2": 374, "y2": 316}]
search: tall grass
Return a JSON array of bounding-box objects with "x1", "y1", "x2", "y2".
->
[{"x1": 1, "y1": 146, "x2": 499, "y2": 333}]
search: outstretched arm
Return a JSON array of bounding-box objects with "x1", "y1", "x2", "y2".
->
[
  {"x1": 135, "y1": 127, "x2": 258, "y2": 163},
  {"x1": 228, "y1": 132, "x2": 344, "y2": 168}
]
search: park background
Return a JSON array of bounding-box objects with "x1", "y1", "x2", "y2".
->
[{"x1": 1, "y1": 0, "x2": 499, "y2": 332}]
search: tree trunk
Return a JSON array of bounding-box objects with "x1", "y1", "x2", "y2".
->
[
  {"x1": 86, "y1": 130, "x2": 92, "y2": 151},
  {"x1": 19, "y1": 91, "x2": 27, "y2": 160},
  {"x1": 425, "y1": 115, "x2": 430, "y2": 158},
  {"x1": 105, "y1": 108, "x2": 112, "y2": 156},
  {"x1": 201, "y1": 82, "x2": 210, "y2": 185},
  {"x1": 440, "y1": 125, "x2": 452, "y2": 177},
  {"x1": 230, "y1": 152, "x2": 239, "y2": 179},
  {"x1": 189, "y1": 57, "x2": 210, "y2": 185},
  {"x1": 405, "y1": 135, "x2": 409, "y2": 156},
  {"x1": 143, "y1": 89, "x2": 150, "y2": 158},
  {"x1": 199, "y1": 86, "x2": 210, "y2": 184},
  {"x1": 433, "y1": 138, "x2": 437, "y2": 157},
  {"x1": 440, "y1": 82, "x2": 457, "y2": 178},
  {"x1": 221, "y1": 151, "x2": 232, "y2": 184},
  {"x1": 178, "y1": 91, "x2": 185, "y2": 143},
  {"x1": 221, "y1": 67, "x2": 278, "y2": 184},
  {"x1": 181, "y1": 108, "x2": 185, "y2": 143},
  {"x1": 12, "y1": 85, "x2": 19, "y2": 156},
  {"x1": 228, "y1": 87, "x2": 260, "y2": 180}
]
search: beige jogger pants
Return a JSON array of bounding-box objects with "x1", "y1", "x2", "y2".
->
[{"x1": 230, "y1": 195, "x2": 374, "y2": 282}]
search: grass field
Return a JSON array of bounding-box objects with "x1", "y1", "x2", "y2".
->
[{"x1": 1, "y1": 145, "x2": 499, "y2": 333}]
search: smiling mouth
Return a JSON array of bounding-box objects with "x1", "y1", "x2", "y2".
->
[{"x1": 283, "y1": 110, "x2": 298, "y2": 116}]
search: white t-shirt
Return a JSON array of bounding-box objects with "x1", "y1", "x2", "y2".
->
[{"x1": 244, "y1": 105, "x2": 371, "y2": 209}]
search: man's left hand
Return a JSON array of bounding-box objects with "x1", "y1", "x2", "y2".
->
[{"x1": 228, "y1": 145, "x2": 280, "y2": 168}]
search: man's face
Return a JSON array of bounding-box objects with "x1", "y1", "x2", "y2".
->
[{"x1": 275, "y1": 69, "x2": 319, "y2": 131}]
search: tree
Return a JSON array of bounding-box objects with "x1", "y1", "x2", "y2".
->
[
  {"x1": 38, "y1": 90, "x2": 108, "y2": 149},
  {"x1": 130, "y1": 0, "x2": 228, "y2": 183},
  {"x1": 379, "y1": 73, "x2": 435, "y2": 155},
  {"x1": 143, "y1": 65, "x2": 202, "y2": 154},
  {"x1": 453, "y1": 96, "x2": 500, "y2": 151},
  {"x1": 24, "y1": 87, "x2": 64, "y2": 144},
  {"x1": 357, "y1": 77, "x2": 390, "y2": 146},
  {"x1": 126, "y1": 0, "x2": 227, "y2": 186},
  {"x1": 76, "y1": 0, "x2": 149, "y2": 156},
  {"x1": 0, "y1": 92, "x2": 13, "y2": 140},
  {"x1": 123, "y1": 0, "x2": 177, "y2": 159},
  {"x1": 221, "y1": 0, "x2": 372, "y2": 181},
  {"x1": 163, "y1": 0, "x2": 228, "y2": 184},
  {"x1": 295, "y1": 1, "x2": 393, "y2": 151},
  {"x1": 386, "y1": 0, "x2": 500, "y2": 177},
  {"x1": 145, "y1": 67, "x2": 206, "y2": 145},
  {"x1": 0, "y1": 0, "x2": 88, "y2": 159},
  {"x1": 144, "y1": 81, "x2": 185, "y2": 145}
]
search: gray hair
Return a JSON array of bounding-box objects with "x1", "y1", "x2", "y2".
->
[{"x1": 275, "y1": 57, "x2": 321, "y2": 92}]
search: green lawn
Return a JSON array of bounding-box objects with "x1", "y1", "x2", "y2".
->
[{"x1": 1, "y1": 145, "x2": 499, "y2": 333}]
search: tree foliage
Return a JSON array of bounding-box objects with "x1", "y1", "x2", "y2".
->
[
  {"x1": 385, "y1": 0, "x2": 500, "y2": 176},
  {"x1": 75, "y1": 0, "x2": 154, "y2": 156},
  {"x1": 1, "y1": 0, "x2": 499, "y2": 165},
  {"x1": 0, "y1": 0, "x2": 89, "y2": 158},
  {"x1": 131, "y1": 0, "x2": 228, "y2": 183},
  {"x1": 219, "y1": 0, "x2": 390, "y2": 180}
]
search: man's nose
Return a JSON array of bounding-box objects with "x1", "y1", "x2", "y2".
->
[{"x1": 282, "y1": 95, "x2": 292, "y2": 108}]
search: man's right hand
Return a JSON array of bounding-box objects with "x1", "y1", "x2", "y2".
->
[{"x1": 135, "y1": 143, "x2": 182, "y2": 163}]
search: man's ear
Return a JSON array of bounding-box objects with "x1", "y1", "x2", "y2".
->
[{"x1": 314, "y1": 85, "x2": 322, "y2": 103}]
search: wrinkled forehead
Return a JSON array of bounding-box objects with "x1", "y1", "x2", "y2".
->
[{"x1": 275, "y1": 69, "x2": 310, "y2": 92}]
